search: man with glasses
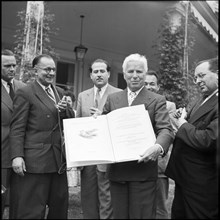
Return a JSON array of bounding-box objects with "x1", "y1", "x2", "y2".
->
[
  {"x1": 165, "y1": 57, "x2": 218, "y2": 219},
  {"x1": 9, "y1": 54, "x2": 74, "y2": 219},
  {"x1": 1, "y1": 49, "x2": 26, "y2": 217}
]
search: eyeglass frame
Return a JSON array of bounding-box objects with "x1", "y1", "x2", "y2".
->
[{"x1": 36, "y1": 66, "x2": 56, "y2": 74}]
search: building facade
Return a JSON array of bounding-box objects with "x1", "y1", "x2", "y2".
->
[{"x1": 2, "y1": 1, "x2": 218, "y2": 104}]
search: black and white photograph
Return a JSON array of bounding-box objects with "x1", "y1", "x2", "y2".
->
[{"x1": 2, "y1": 1, "x2": 218, "y2": 219}]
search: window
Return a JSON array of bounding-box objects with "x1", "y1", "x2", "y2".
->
[
  {"x1": 56, "y1": 61, "x2": 75, "y2": 90},
  {"x1": 117, "y1": 73, "x2": 127, "y2": 89}
]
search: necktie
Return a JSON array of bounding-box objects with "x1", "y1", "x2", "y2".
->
[
  {"x1": 94, "y1": 88, "x2": 101, "y2": 108},
  {"x1": 45, "y1": 87, "x2": 56, "y2": 104},
  {"x1": 7, "y1": 82, "x2": 15, "y2": 100},
  {"x1": 128, "y1": 91, "x2": 136, "y2": 106}
]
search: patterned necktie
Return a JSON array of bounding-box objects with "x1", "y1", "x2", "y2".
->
[
  {"x1": 45, "y1": 87, "x2": 56, "y2": 104},
  {"x1": 7, "y1": 82, "x2": 15, "y2": 100},
  {"x1": 128, "y1": 91, "x2": 136, "y2": 106},
  {"x1": 94, "y1": 88, "x2": 101, "y2": 108}
]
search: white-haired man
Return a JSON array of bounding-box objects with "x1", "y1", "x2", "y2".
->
[{"x1": 102, "y1": 53, "x2": 174, "y2": 219}]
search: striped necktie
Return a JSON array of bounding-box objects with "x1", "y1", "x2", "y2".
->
[
  {"x1": 7, "y1": 82, "x2": 15, "y2": 100},
  {"x1": 45, "y1": 87, "x2": 56, "y2": 104},
  {"x1": 94, "y1": 88, "x2": 101, "y2": 108}
]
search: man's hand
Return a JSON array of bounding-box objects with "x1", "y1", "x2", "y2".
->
[
  {"x1": 89, "y1": 107, "x2": 102, "y2": 118},
  {"x1": 176, "y1": 117, "x2": 187, "y2": 129},
  {"x1": 56, "y1": 96, "x2": 68, "y2": 112},
  {"x1": 170, "y1": 107, "x2": 187, "y2": 130},
  {"x1": 138, "y1": 144, "x2": 162, "y2": 163},
  {"x1": 173, "y1": 107, "x2": 187, "y2": 120},
  {"x1": 12, "y1": 157, "x2": 26, "y2": 176}
]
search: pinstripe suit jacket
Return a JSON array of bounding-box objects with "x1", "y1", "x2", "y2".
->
[{"x1": 9, "y1": 80, "x2": 74, "y2": 173}]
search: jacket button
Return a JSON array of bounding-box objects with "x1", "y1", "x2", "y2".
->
[{"x1": 47, "y1": 115, "x2": 50, "y2": 118}]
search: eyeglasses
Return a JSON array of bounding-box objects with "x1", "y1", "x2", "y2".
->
[
  {"x1": 3, "y1": 64, "x2": 16, "y2": 69},
  {"x1": 193, "y1": 73, "x2": 206, "y2": 84},
  {"x1": 37, "y1": 67, "x2": 56, "y2": 74}
]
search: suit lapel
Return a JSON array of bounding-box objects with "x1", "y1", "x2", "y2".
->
[
  {"x1": 32, "y1": 81, "x2": 58, "y2": 118},
  {"x1": 112, "y1": 89, "x2": 128, "y2": 109},
  {"x1": 131, "y1": 87, "x2": 155, "y2": 108},
  {"x1": 1, "y1": 83, "x2": 13, "y2": 111},
  {"x1": 51, "y1": 84, "x2": 61, "y2": 103},
  {"x1": 86, "y1": 88, "x2": 95, "y2": 108},
  {"x1": 13, "y1": 79, "x2": 22, "y2": 92},
  {"x1": 102, "y1": 85, "x2": 110, "y2": 102},
  {"x1": 100, "y1": 85, "x2": 116, "y2": 108},
  {"x1": 189, "y1": 94, "x2": 218, "y2": 123}
]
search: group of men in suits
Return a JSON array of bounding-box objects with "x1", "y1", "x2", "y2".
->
[
  {"x1": 2, "y1": 49, "x2": 218, "y2": 219},
  {"x1": 76, "y1": 54, "x2": 218, "y2": 219},
  {"x1": 2, "y1": 51, "x2": 74, "y2": 219}
]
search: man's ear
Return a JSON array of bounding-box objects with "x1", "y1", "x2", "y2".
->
[
  {"x1": 33, "y1": 66, "x2": 38, "y2": 73},
  {"x1": 157, "y1": 84, "x2": 160, "y2": 92}
]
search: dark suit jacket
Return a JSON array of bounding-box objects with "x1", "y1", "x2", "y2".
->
[
  {"x1": 103, "y1": 87, "x2": 174, "y2": 181},
  {"x1": 1, "y1": 79, "x2": 26, "y2": 168},
  {"x1": 165, "y1": 93, "x2": 218, "y2": 194},
  {"x1": 9, "y1": 80, "x2": 74, "y2": 173},
  {"x1": 158, "y1": 101, "x2": 176, "y2": 177}
]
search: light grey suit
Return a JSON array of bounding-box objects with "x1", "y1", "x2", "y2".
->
[{"x1": 76, "y1": 84, "x2": 122, "y2": 219}]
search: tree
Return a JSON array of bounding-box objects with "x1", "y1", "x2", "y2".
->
[
  {"x1": 13, "y1": 1, "x2": 59, "y2": 83},
  {"x1": 153, "y1": 3, "x2": 200, "y2": 108}
]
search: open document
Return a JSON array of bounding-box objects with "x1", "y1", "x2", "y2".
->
[{"x1": 63, "y1": 104, "x2": 156, "y2": 168}]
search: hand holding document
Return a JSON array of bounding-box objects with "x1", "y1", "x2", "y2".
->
[{"x1": 63, "y1": 104, "x2": 156, "y2": 168}]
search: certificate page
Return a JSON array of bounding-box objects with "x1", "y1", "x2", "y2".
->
[
  {"x1": 63, "y1": 115, "x2": 115, "y2": 168},
  {"x1": 107, "y1": 104, "x2": 156, "y2": 162}
]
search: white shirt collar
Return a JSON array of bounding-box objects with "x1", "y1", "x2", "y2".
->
[
  {"x1": 201, "y1": 89, "x2": 218, "y2": 105},
  {"x1": 127, "y1": 86, "x2": 144, "y2": 96},
  {"x1": 94, "y1": 83, "x2": 108, "y2": 98},
  {"x1": 37, "y1": 80, "x2": 52, "y2": 91},
  {"x1": 1, "y1": 78, "x2": 14, "y2": 85},
  {"x1": 1, "y1": 78, "x2": 14, "y2": 92}
]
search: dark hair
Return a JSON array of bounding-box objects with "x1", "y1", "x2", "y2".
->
[
  {"x1": 196, "y1": 57, "x2": 218, "y2": 74},
  {"x1": 146, "y1": 69, "x2": 159, "y2": 83},
  {"x1": 32, "y1": 54, "x2": 53, "y2": 68},
  {"x1": 64, "y1": 89, "x2": 76, "y2": 102},
  {"x1": 89, "y1": 59, "x2": 111, "y2": 72},
  {"x1": 2, "y1": 49, "x2": 14, "y2": 56}
]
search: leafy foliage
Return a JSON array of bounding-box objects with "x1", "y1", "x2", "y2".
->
[
  {"x1": 13, "y1": 2, "x2": 59, "y2": 83},
  {"x1": 153, "y1": 7, "x2": 200, "y2": 108}
]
